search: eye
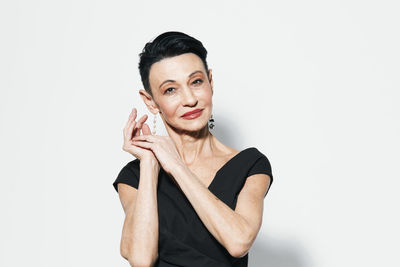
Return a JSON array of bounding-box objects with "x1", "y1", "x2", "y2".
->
[
  {"x1": 192, "y1": 79, "x2": 203, "y2": 85},
  {"x1": 164, "y1": 87, "x2": 175, "y2": 94}
]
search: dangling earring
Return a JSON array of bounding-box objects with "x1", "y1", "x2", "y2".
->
[
  {"x1": 152, "y1": 113, "x2": 157, "y2": 135},
  {"x1": 208, "y1": 114, "x2": 215, "y2": 129}
]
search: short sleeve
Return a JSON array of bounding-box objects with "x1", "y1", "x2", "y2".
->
[
  {"x1": 247, "y1": 155, "x2": 273, "y2": 197},
  {"x1": 112, "y1": 160, "x2": 140, "y2": 193}
]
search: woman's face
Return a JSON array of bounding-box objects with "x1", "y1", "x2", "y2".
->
[{"x1": 148, "y1": 52, "x2": 213, "y2": 133}]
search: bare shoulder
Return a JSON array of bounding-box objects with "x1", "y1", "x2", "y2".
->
[
  {"x1": 211, "y1": 145, "x2": 241, "y2": 168},
  {"x1": 216, "y1": 143, "x2": 241, "y2": 160}
]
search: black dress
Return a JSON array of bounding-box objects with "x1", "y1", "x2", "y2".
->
[{"x1": 112, "y1": 147, "x2": 273, "y2": 267}]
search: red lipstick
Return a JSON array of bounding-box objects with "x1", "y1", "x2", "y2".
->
[{"x1": 181, "y1": 108, "x2": 203, "y2": 119}]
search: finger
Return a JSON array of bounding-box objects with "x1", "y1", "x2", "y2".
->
[
  {"x1": 126, "y1": 108, "x2": 137, "y2": 126},
  {"x1": 131, "y1": 134, "x2": 156, "y2": 143},
  {"x1": 129, "y1": 107, "x2": 138, "y2": 121},
  {"x1": 124, "y1": 108, "x2": 137, "y2": 137},
  {"x1": 131, "y1": 140, "x2": 152, "y2": 149},
  {"x1": 126, "y1": 108, "x2": 137, "y2": 131},
  {"x1": 137, "y1": 114, "x2": 148, "y2": 126},
  {"x1": 131, "y1": 135, "x2": 147, "y2": 141},
  {"x1": 142, "y1": 123, "x2": 152, "y2": 135},
  {"x1": 126, "y1": 120, "x2": 137, "y2": 141},
  {"x1": 133, "y1": 114, "x2": 148, "y2": 137},
  {"x1": 128, "y1": 113, "x2": 146, "y2": 139}
]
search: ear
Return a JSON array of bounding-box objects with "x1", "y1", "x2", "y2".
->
[
  {"x1": 208, "y1": 69, "x2": 213, "y2": 95},
  {"x1": 139, "y1": 89, "x2": 160, "y2": 115}
]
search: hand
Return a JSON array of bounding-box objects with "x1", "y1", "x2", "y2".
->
[
  {"x1": 130, "y1": 134, "x2": 184, "y2": 175},
  {"x1": 122, "y1": 108, "x2": 160, "y2": 168}
]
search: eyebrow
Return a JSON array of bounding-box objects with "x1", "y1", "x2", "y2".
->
[{"x1": 159, "y1": 70, "x2": 203, "y2": 89}]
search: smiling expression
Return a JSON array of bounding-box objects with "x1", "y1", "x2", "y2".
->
[{"x1": 148, "y1": 52, "x2": 214, "y2": 132}]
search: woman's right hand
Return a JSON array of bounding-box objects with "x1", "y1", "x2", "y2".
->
[{"x1": 122, "y1": 108, "x2": 159, "y2": 168}]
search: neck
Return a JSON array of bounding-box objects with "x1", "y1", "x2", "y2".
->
[{"x1": 165, "y1": 124, "x2": 219, "y2": 165}]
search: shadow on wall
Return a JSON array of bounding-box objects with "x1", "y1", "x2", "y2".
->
[{"x1": 248, "y1": 235, "x2": 313, "y2": 267}]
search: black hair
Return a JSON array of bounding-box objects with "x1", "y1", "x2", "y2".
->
[{"x1": 138, "y1": 31, "x2": 209, "y2": 97}]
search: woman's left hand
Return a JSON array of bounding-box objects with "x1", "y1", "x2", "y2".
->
[{"x1": 131, "y1": 134, "x2": 184, "y2": 175}]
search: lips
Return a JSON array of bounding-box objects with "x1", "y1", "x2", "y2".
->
[{"x1": 182, "y1": 108, "x2": 203, "y2": 117}]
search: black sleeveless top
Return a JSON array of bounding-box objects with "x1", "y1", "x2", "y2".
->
[{"x1": 113, "y1": 147, "x2": 273, "y2": 267}]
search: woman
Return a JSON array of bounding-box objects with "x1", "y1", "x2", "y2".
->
[{"x1": 113, "y1": 31, "x2": 273, "y2": 267}]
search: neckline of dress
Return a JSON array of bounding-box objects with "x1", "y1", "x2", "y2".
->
[{"x1": 207, "y1": 147, "x2": 255, "y2": 189}]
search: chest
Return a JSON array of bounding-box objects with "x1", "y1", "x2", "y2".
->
[{"x1": 187, "y1": 157, "x2": 231, "y2": 188}]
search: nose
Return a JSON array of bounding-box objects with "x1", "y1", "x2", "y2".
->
[{"x1": 181, "y1": 86, "x2": 198, "y2": 106}]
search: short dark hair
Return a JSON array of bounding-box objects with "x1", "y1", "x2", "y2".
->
[{"x1": 138, "y1": 31, "x2": 209, "y2": 97}]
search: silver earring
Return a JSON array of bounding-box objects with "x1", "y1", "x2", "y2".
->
[
  {"x1": 152, "y1": 113, "x2": 157, "y2": 135},
  {"x1": 208, "y1": 114, "x2": 215, "y2": 129}
]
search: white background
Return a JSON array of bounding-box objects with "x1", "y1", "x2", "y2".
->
[{"x1": 1, "y1": 0, "x2": 399, "y2": 266}]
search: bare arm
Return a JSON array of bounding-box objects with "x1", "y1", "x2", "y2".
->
[
  {"x1": 171, "y1": 164, "x2": 271, "y2": 258},
  {"x1": 118, "y1": 159, "x2": 159, "y2": 266}
]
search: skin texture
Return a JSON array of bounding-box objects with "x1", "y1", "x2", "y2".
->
[{"x1": 117, "y1": 52, "x2": 271, "y2": 266}]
